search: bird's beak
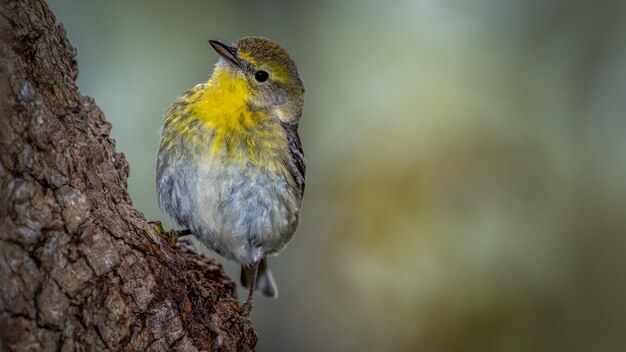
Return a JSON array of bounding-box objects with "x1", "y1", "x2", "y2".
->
[{"x1": 209, "y1": 40, "x2": 241, "y2": 68}]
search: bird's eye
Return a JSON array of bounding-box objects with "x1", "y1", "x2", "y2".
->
[{"x1": 254, "y1": 70, "x2": 269, "y2": 82}]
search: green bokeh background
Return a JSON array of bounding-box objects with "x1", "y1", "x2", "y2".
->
[{"x1": 48, "y1": 1, "x2": 626, "y2": 351}]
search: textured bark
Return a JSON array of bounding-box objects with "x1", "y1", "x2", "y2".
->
[{"x1": 0, "y1": 1, "x2": 257, "y2": 351}]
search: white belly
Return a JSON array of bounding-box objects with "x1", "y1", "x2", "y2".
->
[{"x1": 187, "y1": 161, "x2": 300, "y2": 265}]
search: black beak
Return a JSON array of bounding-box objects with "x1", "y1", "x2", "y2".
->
[{"x1": 209, "y1": 40, "x2": 241, "y2": 68}]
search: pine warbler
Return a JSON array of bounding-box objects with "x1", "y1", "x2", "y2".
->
[{"x1": 156, "y1": 37, "x2": 305, "y2": 314}]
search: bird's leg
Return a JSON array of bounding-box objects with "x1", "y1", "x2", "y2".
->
[
  {"x1": 239, "y1": 261, "x2": 260, "y2": 316},
  {"x1": 148, "y1": 220, "x2": 191, "y2": 247},
  {"x1": 176, "y1": 229, "x2": 193, "y2": 236}
]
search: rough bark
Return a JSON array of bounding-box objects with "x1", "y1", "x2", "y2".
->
[{"x1": 0, "y1": 1, "x2": 257, "y2": 351}]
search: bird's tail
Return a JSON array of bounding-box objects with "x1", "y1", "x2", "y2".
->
[{"x1": 240, "y1": 258, "x2": 278, "y2": 299}]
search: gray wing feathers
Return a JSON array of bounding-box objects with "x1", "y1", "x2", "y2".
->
[{"x1": 281, "y1": 122, "x2": 306, "y2": 199}]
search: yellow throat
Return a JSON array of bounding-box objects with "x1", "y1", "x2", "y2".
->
[{"x1": 162, "y1": 66, "x2": 288, "y2": 171}]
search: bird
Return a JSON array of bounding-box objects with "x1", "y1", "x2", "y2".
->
[{"x1": 156, "y1": 37, "x2": 305, "y2": 314}]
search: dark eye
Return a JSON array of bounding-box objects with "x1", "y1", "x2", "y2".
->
[{"x1": 254, "y1": 70, "x2": 269, "y2": 82}]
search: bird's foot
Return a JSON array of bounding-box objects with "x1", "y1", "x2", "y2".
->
[
  {"x1": 148, "y1": 220, "x2": 186, "y2": 247},
  {"x1": 229, "y1": 300, "x2": 253, "y2": 324},
  {"x1": 238, "y1": 300, "x2": 253, "y2": 316}
]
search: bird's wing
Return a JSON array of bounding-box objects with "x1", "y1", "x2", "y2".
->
[{"x1": 281, "y1": 122, "x2": 306, "y2": 199}]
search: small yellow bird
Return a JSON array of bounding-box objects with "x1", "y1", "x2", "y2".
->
[{"x1": 156, "y1": 37, "x2": 305, "y2": 314}]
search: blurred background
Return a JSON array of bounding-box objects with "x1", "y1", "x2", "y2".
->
[{"x1": 48, "y1": 1, "x2": 626, "y2": 351}]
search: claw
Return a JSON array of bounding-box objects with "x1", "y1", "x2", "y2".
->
[
  {"x1": 238, "y1": 301, "x2": 252, "y2": 317},
  {"x1": 229, "y1": 301, "x2": 252, "y2": 323},
  {"x1": 148, "y1": 220, "x2": 180, "y2": 247},
  {"x1": 149, "y1": 220, "x2": 165, "y2": 236}
]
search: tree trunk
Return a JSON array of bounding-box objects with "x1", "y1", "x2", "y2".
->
[{"x1": 0, "y1": 1, "x2": 257, "y2": 350}]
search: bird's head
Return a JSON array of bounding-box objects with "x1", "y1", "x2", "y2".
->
[{"x1": 209, "y1": 37, "x2": 304, "y2": 124}]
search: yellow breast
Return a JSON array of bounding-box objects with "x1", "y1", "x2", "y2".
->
[{"x1": 162, "y1": 67, "x2": 289, "y2": 174}]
